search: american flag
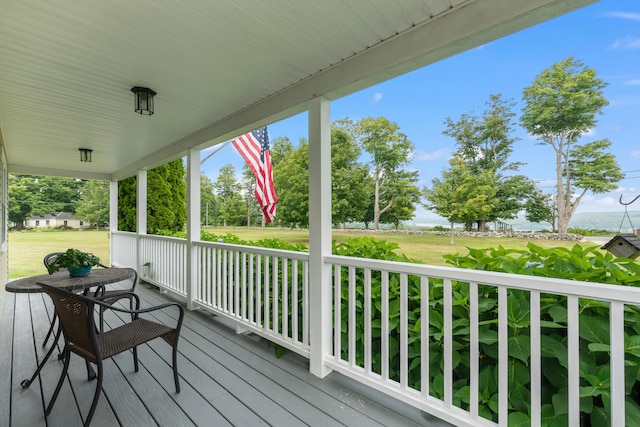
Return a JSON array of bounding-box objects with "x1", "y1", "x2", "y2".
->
[{"x1": 231, "y1": 127, "x2": 277, "y2": 222}]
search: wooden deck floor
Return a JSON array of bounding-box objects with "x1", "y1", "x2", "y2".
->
[{"x1": 1, "y1": 281, "x2": 452, "y2": 427}]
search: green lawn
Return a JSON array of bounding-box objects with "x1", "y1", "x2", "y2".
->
[
  {"x1": 9, "y1": 227, "x2": 596, "y2": 278},
  {"x1": 9, "y1": 230, "x2": 110, "y2": 278},
  {"x1": 203, "y1": 226, "x2": 594, "y2": 265}
]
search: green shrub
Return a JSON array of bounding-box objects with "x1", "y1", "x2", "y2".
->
[
  {"x1": 567, "y1": 227, "x2": 613, "y2": 236},
  {"x1": 444, "y1": 243, "x2": 640, "y2": 425}
]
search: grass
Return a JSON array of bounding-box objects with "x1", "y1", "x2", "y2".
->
[
  {"x1": 9, "y1": 230, "x2": 110, "y2": 279},
  {"x1": 204, "y1": 226, "x2": 594, "y2": 265},
  {"x1": 9, "y1": 227, "x2": 597, "y2": 278}
]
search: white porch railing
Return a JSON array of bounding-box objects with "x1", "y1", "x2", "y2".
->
[
  {"x1": 111, "y1": 231, "x2": 136, "y2": 268},
  {"x1": 113, "y1": 233, "x2": 640, "y2": 427},
  {"x1": 192, "y1": 241, "x2": 310, "y2": 357}
]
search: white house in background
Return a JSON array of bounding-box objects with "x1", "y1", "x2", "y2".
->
[{"x1": 25, "y1": 212, "x2": 86, "y2": 229}]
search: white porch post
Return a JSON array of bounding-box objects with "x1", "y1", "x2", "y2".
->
[
  {"x1": 308, "y1": 96, "x2": 332, "y2": 378},
  {"x1": 186, "y1": 149, "x2": 200, "y2": 310},
  {"x1": 136, "y1": 169, "x2": 147, "y2": 275},
  {"x1": 109, "y1": 180, "x2": 118, "y2": 267}
]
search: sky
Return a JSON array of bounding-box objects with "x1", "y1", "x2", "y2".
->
[{"x1": 200, "y1": 0, "x2": 640, "y2": 221}]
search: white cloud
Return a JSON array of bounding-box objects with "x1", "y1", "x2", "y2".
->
[
  {"x1": 611, "y1": 35, "x2": 640, "y2": 49},
  {"x1": 603, "y1": 11, "x2": 640, "y2": 22},
  {"x1": 631, "y1": 150, "x2": 640, "y2": 158},
  {"x1": 582, "y1": 128, "x2": 596, "y2": 137},
  {"x1": 373, "y1": 93, "x2": 383, "y2": 103},
  {"x1": 416, "y1": 148, "x2": 449, "y2": 161},
  {"x1": 625, "y1": 79, "x2": 640, "y2": 86}
]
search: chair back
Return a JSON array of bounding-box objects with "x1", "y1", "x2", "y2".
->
[
  {"x1": 43, "y1": 252, "x2": 64, "y2": 269},
  {"x1": 40, "y1": 284, "x2": 99, "y2": 362}
]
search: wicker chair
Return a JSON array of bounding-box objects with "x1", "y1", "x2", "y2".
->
[{"x1": 40, "y1": 283, "x2": 184, "y2": 427}]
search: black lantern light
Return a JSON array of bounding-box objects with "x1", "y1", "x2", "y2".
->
[
  {"x1": 79, "y1": 148, "x2": 93, "y2": 163},
  {"x1": 131, "y1": 86, "x2": 156, "y2": 115}
]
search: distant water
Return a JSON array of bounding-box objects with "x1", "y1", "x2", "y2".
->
[{"x1": 410, "y1": 210, "x2": 640, "y2": 233}]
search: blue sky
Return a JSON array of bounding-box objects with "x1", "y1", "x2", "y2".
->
[{"x1": 201, "y1": 0, "x2": 640, "y2": 220}]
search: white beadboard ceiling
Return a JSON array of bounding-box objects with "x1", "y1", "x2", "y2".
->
[{"x1": 0, "y1": 0, "x2": 595, "y2": 180}]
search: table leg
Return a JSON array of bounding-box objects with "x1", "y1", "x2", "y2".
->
[{"x1": 21, "y1": 325, "x2": 62, "y2": 389}]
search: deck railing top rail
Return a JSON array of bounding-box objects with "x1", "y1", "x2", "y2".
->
[{"x1": 327, "y1": 254, "x2": 640, "y2": 304}]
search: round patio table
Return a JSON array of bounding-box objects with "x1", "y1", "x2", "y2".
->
[{"x1": 5, "y1": 267, "x2": 134, "y2": 293}]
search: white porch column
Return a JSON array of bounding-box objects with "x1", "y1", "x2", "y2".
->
[
  {"x1": 186, "y1": 149, "x2": 200, "y2": 310},
  {"x1": 136, "y1": 169, "x2": 147, "y2": 274},
  {"x1": 109, "y1": 180, "x2": 118, "y2": 267},
  {"x1": 308, "y1": 96, "x2": 332, "y2": 378}
]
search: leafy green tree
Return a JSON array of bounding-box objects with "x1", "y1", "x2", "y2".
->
[
  {"x1": 569, "y1": 138, "x2": 624, "y2": 206},
  {"x1": 425, "y1": 156, "x2": 499, "y2": 233},
  {"x1": 76, "y1": 180, "x2": 109, "y2": 228},
  {"x1": 118, "y1": 175, "x2": 137, "y2": 232},
  {"x1": 354, "y1": 117, "x2": 415, "y2": 230},
  {"x1": 201, "y1": 174, "x2": 217, "y2": 226},
  {"x1": 379, "y1": 169, "x2": 422, "y2": 230},
  {"x1": 118, "y1": 159, "x2": 187, "y2": 233},
  {"x1": 521, "y1": 57, "x2": 622, "y2": 234},
  {"x1": 272, "y1": 139, "x2": 309, "y2": 227},
  {"x1": 213, "y1": 164, "x2": 244, "y2": 227},
  {"x1": 524, "y1": 189, "x2": 556, "y2": 231},
  {"x1": 147, "y1": 159, "x2": 186, "y2": 233},
  {"x1": 8, "y1": 175, "x2": 37, "y2": 229},
  {"x1": 9, "y1": 174, "x2": 86, "y2": 229},
  {"x1": 443, "y1": 94, "x2": 536, "y2": 230},
  {"x1": 331, "y1": 124, "x2": 370, "y2": 228},
  {"x1": 240, "y1": 164, "x2": 264, "y2": 227},
  {"x1": 444, "y1": 94, "x2": 521, "y2": 174}
]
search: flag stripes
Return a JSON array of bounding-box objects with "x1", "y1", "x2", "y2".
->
[{"x1": 231, "y1": 127, "x2": 277, "y2": 222}]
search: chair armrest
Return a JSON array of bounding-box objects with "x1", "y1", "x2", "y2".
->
[
  {"x1": 94, "y1": 291, "x2": 141, "y2": 310},
  {"x1": 91, "y1": 297, "x2": 184, "y2": 329}
]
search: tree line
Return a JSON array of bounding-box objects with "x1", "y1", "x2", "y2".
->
[{"x1": 8, "y1": 57, "x2": 624, "y2": 235}]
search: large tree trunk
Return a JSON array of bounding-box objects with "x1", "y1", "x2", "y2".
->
[{"x1": 450, "y1": 222, "x2": 454, "y2": 245}]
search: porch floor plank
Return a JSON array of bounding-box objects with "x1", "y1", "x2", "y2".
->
[{"x1": 2, "y1": 281, "x2": 452, "y2": 427}]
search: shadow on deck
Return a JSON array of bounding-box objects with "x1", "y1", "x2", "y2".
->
[{"x1": 1, "y1": 280, "x2": 451, "y2": 426}]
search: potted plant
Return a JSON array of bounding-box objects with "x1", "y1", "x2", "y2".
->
[{"x1": 46, "y1": 248, "x2": 102, "y2": 277}]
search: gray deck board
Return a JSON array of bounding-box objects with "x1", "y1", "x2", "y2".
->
[{"x1": 2, "y1": 280, "x2": 452, "y2": 427}]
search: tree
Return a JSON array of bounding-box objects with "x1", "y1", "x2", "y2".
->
[
  {"x1": 444, "y1": 94, "x2": 521, "y2": 174},
  {"x1": 213, "y1": 164, "x2": 244, "y2": 227},
  {"x1": 118, "y1": 159, "x2": 187, "y2": 233},
  {"x1": 569, "y1": 139, "x2": 624, "y2": 208},
  {"x1": 379, "y1": 169, "x2": 422, "y2": 230},
  {"x1": 240, "y1": 165, "x2": 264, "y2": 227},
  {"x1": 272, "y1": 139, "x2": 309, "y2": 228},
  {"x1": 9, "y1": 174, "x2": 86, "y2": 229},
  {"x1": 147, "y1": 159, "x2": 187, "y2": 234},
  {"x1": 330, "y1": 124, "x2": 370, "y2": 228},
  {"x1": 524, "y1": 189, "x2": 556, "y2": 231},
  {"x1": 118, "y1": 175, "x2": 137, "y2": 232},
  {"x1": 354, "y1": 117, "x2": 414, "y2": 230},
  {"x1": 8, "y1": 175, "x2": 36, "y2": 229},
  {"x1": 443, "y1": 94, "x2": 535, "y2": 231},
  {"x1": 425, "y1": 156, "x2": 499, "y2": 239},
  {"x1": 201, "y1": 174, "x2": 217, "y2": 226},
  {"x1": 521, "y1": 57, "x2": 621, "y2": 234},
  {"x1": 76, "y1": 180, "x2": 109, "y2": 228}
]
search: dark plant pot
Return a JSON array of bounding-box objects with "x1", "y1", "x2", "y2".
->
[{"x1": 68, "y1": 266, "x2": 92, "y2": 277}]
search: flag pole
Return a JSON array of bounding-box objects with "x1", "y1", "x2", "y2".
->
[{"x1": 200, "y1": 139, "x2": 232, "y2": 165}]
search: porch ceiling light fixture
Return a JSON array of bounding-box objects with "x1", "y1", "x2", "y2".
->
[
  {"x1": 131, "y1": 86, "x2": 156, "y2": 115},
  {"x1": 79, "y1": 148, "x2": 93, "y2": 163}
]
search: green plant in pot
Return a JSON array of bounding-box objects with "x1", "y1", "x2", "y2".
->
[{"x1": 46, "y1": 248, "x2": 102, "y2": 277}]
